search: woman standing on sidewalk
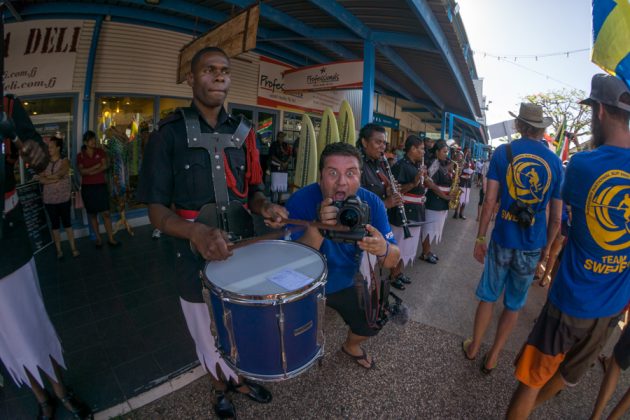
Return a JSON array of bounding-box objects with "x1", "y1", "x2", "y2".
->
[
  {"x1": 39, "y1": 136, "x2": 80, "y2": 259},
  {"x1": 77, "y1": 130, "x2": 120, "y2": 248}
]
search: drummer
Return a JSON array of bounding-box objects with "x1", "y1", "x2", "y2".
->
[
  {"x1": 137, "y1": 46, "x2": 287, "y2": 419},
  {"x1": 285, "y1": 142, "x2": 400, "y2": 369}
]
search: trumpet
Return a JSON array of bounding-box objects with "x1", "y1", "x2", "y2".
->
[{"x1": 381, "y1": 153, "x2": 412, "y2": 239}]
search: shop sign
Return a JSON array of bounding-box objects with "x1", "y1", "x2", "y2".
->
[
  {"x1": 258, "y1": 56, "x2": 346, "y2": 114},
  {"x1": 424, "y1": 132, "x2": 442, "y2": 139},
  {"x1": 4, "y1": 20, "x2": 82, "y2": 95},
  {"x1": 282, "y1": 60, "x2": 363, "y2": 92},
  {"x1": 373, "y1": 112, "x2": 399, "y2": 129}
]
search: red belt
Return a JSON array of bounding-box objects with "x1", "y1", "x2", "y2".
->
[
  {"x1": 402, "y1": 193, "x2": 426, "y2": 204},
  {"x1": 175, "y1": 209, "x2": 199, "y2": 220}
]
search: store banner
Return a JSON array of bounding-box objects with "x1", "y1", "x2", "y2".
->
[
  {"x1": 4, "y1": 20, "x2": 82, "y2": 95},
  {"x1": 257, "y1": 56, "x2": 346, "y2": 114},
  {"x1": 282, "y1": 60, "x2": 363, "y2": 92}
]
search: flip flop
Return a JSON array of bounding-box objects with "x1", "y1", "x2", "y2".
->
[
  {"x1": 481, "y1": 353, "x2": 497, "y2": 374},
  {"x1": 341, "y1": 346, "x2": 375, "y2": 369},
  {"x1": 462, "y1": 338, "x2": 476, "y2": 361}
]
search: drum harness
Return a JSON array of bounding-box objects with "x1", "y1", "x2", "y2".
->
[{"x1": 180, "y1": 107, "x2": 253, "y2": 364}]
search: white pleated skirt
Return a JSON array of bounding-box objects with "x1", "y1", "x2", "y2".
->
[
  {"x1": 460, "y1": 187, "x2": 471, "y2": 205},
  {"x1": 392, "y1": 225, "x2": 422, "y2": 266},
  {"x1": 421, "y1": 209, "x2": 448, "y2": 245},
  {"x1": 0, "y1": 258, "x2": 65, "y2": 388},
  {"x1": 179, "y1": 298, "x2": 238, "y2": 383}
]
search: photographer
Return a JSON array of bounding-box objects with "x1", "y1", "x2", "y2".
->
[
  {"x1": 285, "y1": 142, "x2": 400, "y2": 369},
  {"x1": 462, "y1": 103, "x2": 563, "y2": 375}
]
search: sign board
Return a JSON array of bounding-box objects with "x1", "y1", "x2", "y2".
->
[
  {"x1": 488, "y1": 119, "x2": 516, "y2": 140},
  {"x1": 282, "y1": 60, "x2": 363, "y2": 92},
  {"x1": 16, "y1": 181, "x2": 52, "y2": 254},
  {"x1": 423, "y1": 132, "x2": 442, "y2": 140},
  {"x1": 257, "y1": 56, "x2": 346, "y2": 114},
  {"x1": 4, "y1": 20, "x2": 82, "y2": 95},
  {"x1": 178, "y1": 5, "x2": 259, "y2": 83},
  {"x1": 373, "y1": 112, "x2": 399, "y2": 130}
]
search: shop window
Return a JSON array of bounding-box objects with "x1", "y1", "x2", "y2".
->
[
  {"x1": 159, "y1": 97, "x2": 190, "y2": 120},
  {"x1": 96, "y1": 96, "x2": 154, "y2": 210}
]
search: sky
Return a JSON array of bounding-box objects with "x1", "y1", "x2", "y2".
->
[{"x1": 457, "y1": 0, "x2": 602, "y2": 127}]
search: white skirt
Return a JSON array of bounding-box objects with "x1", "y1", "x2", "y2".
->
[
  {"x1": 420, "y1": 209, "x2": 448, "y2": 245},
  {"x1": 179, "y1": 298, "x2": 238, "y2": 383},
  {"x1": 0, "y1": 258, "x2": 66, "y2": 388},
  {"x1": 270, "y1": 172, "x2": 288, "y2": 193},
  {"x1": 392, "y1": 225, "x2": 422, "y2": 266},
  {"x1": 460, "y1": 187, "x2": 471, "y2": 205}
]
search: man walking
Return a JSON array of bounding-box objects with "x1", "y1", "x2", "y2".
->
[
  {"x1": 463, "y1": 103, "x2": 563, "y2": 374},
  {"x1": 506, "y1": 74, "x2": 630, "y2": 419}
]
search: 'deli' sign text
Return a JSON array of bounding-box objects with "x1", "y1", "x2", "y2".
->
[{"x1": 3, "y1": 20, "x2": 82, "y2": 95}]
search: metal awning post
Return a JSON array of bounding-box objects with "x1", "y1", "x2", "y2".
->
[{"x1": 361, "y1": 40, "x2": 375, "y2": 127}]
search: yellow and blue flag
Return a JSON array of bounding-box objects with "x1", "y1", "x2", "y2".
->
[{"x1": 592, "y1": 0, "x2": 630, "y2": 88}]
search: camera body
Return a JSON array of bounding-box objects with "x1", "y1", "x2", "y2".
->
[
  {"x1": 508, "y1": 199, "x2": 535, "y2": 229},
  {"x1": 324, "y1": 195, "x2": 371, "y2": 242}
]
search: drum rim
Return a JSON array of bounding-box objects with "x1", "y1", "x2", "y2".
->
[{"x1": 203, "y1": 240, "x2": 328, "y2": 304}]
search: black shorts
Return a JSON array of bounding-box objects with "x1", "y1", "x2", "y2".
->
[
  {"x1": 81, "y1": 183, "x2": 110, "y2": 214},
  {"x1": 326, "y1": 287, "x2": 379, "y2": 337},
  {"x1": 614, "y1": 326, "x2": 630, "y2": 370},
  {"x1": 44, "y1": 201, "x2": 71, "y2": 229}
]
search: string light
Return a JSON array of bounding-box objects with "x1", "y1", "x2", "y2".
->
[{"x1": 473, "y1": 48, "x2": 589, "y2": 61}]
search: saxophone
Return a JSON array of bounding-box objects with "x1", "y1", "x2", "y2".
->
[{"x1": 448, "y1": 150, "x2": 464, "y2": 210}]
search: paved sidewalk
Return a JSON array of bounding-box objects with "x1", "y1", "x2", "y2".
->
[{"x1": 123, "y1": 189, "x2": 630, "y2": 419}]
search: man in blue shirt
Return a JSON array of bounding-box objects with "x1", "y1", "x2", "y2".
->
[
  {"x1": 285, "y1": 142, "x2": 400, "y2": 369},
  {"x1": 507, "y1": 75, "x2": 630, "y2": 419},
  {"x1": 463, "y1": 103, "x2": 563, "y2": 375}
]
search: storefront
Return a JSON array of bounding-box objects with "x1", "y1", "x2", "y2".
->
[{"x1": 4, "y1": 18, "x2": 443, "y2": 229}]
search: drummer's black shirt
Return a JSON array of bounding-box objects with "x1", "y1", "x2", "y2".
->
[{"x1": 136, "y1": 104, "x2": 263, "y2": 302}]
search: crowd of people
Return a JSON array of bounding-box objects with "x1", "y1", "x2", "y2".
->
[{"x1": 1, "y1": 44, "x2": 629, "y2": 420}]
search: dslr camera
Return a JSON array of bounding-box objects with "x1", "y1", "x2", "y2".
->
[
  {"x1": 508, "y1": 199, "x2": 535, "y2": 229},
  {"x1": 324, "y1": 195, "x2": 370, "y2": 242}
]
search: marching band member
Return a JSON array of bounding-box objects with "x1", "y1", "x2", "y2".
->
[
  {"x1": 137, "y1": 47, "x2": 286, "y2": 419},
  {"x1": 358, "y1": 123, "x2": 404, "y2": 288},
  {"x1": 419, "y1": 139, "x2": 454, "y2": 264},
  {"x1": 454, "y1": 148, "x2": 474, "y2": 220},
  {"x1": 387, "y1": 135, "x2": 427, "y2": 286}
]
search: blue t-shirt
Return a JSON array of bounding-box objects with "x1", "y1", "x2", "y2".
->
[
  {"x1": 549, "y1": 146, "x2": 630, "y2": 318},
  {"x1": 487, "y1": 138, "x2": 563, "y2": 250},
  {"x1": 285, "y1": 183, "x2": 396, "y2": 294}
]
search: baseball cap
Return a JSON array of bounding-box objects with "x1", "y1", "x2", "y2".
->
[{"x1": 580, "y1": 73, "x2": 630, "y2": 112}]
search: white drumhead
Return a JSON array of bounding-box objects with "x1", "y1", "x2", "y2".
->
[{"x1": 204, "y1": 240, "x2": 325, "y2": 296}]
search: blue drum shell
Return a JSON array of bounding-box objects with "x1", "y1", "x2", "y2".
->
[{"x1": 209, "y1": 282, "x2": 325, "y2": 380}]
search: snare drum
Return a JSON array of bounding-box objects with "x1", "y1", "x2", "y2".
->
[{"x1": 202, "y1": 240, "x2": 327, "y2": 381}]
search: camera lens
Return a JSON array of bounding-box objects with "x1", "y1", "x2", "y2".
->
[{"x1": 338, "y1": 208, "x2": 359, "y2": 228}]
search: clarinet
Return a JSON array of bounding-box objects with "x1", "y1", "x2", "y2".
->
[{"x1": 381, "y1": 153, "x2": 412, "y2": 239}]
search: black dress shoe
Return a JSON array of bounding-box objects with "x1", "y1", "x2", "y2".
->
[
  {"x1": 399, "y1": 274, "x2": 412, "y2": 284},
  {"x1": 230, "y1": 380, "x2": 272, "y2": 404},
  {"x1": 390, "y1": 277, "x2": 406, "y2": 290},
  {"x1": 213, "y1": 390, "x2": 236, "y2": 419},
  {"x1": 60, "y1": 391, "x2": 92, "y2": 419}
]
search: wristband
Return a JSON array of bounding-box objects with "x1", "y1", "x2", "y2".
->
[
  {"x1": 475, "y1": 236, "x2": 486, "y2": 244},
  {"x1": 376, "y1": 241, "x2": 390, "y2": 258}
]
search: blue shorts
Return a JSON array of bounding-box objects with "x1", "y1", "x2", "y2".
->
[{"x1": 475, "y1": 240, "x2": 541, "y2": 311}]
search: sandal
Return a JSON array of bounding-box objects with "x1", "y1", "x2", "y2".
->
[
  {"x1": 462, "y1": 338, "x2": 476, "y2": 361},
  {"x1": 390, "y1": 276, "x2": 406, "y2": 290},
  {"x1": 341, "y1": 345, "x2": 375, "y2": 369},
  {"x1": 399, "y1": 274, "x2": 412, "y2": 284},
  {"x1": 481, "y1": 353, "x2": 497, "y2": 374},
  {"x1": 60, "y1": 391, "x2": 92, "y2": 419}
]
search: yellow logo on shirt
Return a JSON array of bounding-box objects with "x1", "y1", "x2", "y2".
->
[
  {"x1": 506, "y1": 154, "x2": 552, "y2": 204},
  {"x1": 586, "y1": 169, "x2": 630, "y2": 252}
]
